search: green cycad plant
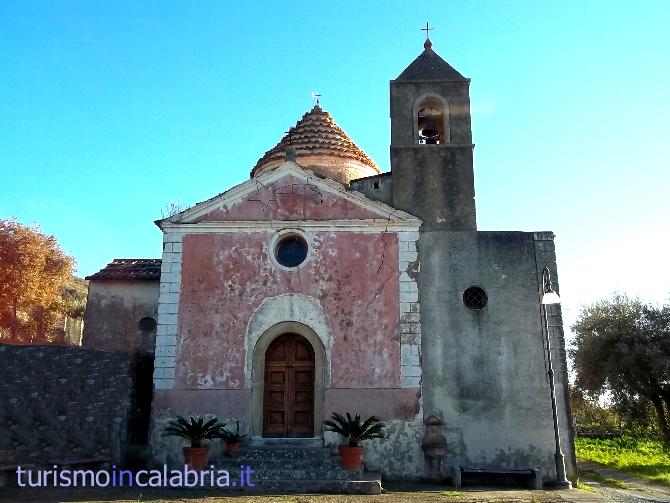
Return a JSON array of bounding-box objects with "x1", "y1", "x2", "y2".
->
[
  {"x1": 324, "y1": 412, "x2": 386, "y2": 447},
  {"x1": 216, "y1": 419, "x2": 248, "y2": 444},
  {"x1": 163, "y1": 415, "x2": 223, "y2": 448}
]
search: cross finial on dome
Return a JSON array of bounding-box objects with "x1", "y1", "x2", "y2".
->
[
  {"x1": 311, "y1": 91, "x2": 321, "y2": 107},
  {"x1": 421, "y1": 22, "x2": 434, "y2": 49}
]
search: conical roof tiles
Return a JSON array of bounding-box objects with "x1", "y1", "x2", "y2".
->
[{"x1": 251, "y1": 105, "x2": 380, "y2": 178}]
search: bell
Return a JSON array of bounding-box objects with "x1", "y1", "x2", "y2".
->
[{"x1": 421, "y1": 116, "x2": 439, "y2": 143}]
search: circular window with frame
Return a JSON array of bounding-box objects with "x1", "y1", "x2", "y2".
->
[
  {"x1": 463, "y1": 286, "x2": 488, "y2": 310},
  {"x1": 273, "y1": 233, "x2": 309, "y2": 269}
]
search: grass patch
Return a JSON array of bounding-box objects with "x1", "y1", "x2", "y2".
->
[
  {"x1": 575, "y1": 479, "x2": 597, "y2": 493},
  {"x1": 441, "y1": 491, "x2": 463, "y2": 498},
  {"x1": 575, "y1": 436, "x2": 670, "y2": 486},
  {"x1": 579, "y1": 469, "x2": 630, "y2": 489}
]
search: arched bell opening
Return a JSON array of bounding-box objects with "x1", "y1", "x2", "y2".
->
[{"x1": 414, "y1": 95, "x2": 450, "y2": 145}]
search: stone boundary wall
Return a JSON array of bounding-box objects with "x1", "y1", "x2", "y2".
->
[{"x1": 0, "y1": 344, "x2": 130, "y2": 467}]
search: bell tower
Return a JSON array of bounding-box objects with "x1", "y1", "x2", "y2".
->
[{"x1": 390, "y1": 37, "x2": 476, "y2": 230}]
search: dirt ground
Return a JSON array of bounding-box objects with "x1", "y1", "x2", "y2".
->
[{"x1": 0, "y1": 482, "x2": 607, "y2": 503}]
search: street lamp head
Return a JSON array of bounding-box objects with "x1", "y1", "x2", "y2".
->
[
  {"x1": 541, "y1": 266, "x2": 561, "y2": 305},
  {"x1": 541, "y1": 291, "x2": 561, "y2": 305}
]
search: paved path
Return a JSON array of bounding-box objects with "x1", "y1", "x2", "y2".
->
[{"x1": 578, "y1": 459, "x2": 670, "y2": 503}]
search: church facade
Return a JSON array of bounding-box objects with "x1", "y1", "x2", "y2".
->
[{"x1": 84, "y1": 39, "x2": 575, "y2": 481}]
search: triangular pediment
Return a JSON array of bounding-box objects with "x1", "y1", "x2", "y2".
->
[{"x1": 156, "y1": 162, "x2": 420, "y2": 229}]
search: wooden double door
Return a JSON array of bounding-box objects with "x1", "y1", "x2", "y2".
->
[{"x1": 263, "y1": 333, "x2": 315, "y2": 437}]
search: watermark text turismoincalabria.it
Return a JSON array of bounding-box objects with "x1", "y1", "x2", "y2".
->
[{"x1": 15, "y1": 465, "x2": 255, "y2": 488}]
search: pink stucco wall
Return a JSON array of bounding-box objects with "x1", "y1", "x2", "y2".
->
[
  {"x1": 175, "y1": 230, "x2": 400, "y2": 390},
  {"x1": 193, "y1": 174, "x2": 382, "y2": 222}
]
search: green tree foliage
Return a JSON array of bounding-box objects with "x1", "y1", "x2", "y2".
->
[
  {"x1": 570, "y1": 294, "x2": 670, "y2": 443},
  {"x1": 0, "y1": 218, "x2": 77, "y2": 343}
]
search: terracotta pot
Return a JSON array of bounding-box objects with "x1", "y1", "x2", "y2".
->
[
  {"x1": 226, "y1": 442, "x2": 240, "y2": 456},
  {"x1": 339, "y1": 446, "x2": 365, "y2": 471},
  {"x1": 183, "y1": 446, "x2": 209, "y2": 470}
]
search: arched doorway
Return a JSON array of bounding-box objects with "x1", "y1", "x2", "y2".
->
[{"x1": 263, "y1": 333, "x2": 315, "y2": 437}]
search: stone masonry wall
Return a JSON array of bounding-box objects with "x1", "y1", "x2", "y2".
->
[{"x1": 0, "y1": 344, "x2": 130, "y2": 467}]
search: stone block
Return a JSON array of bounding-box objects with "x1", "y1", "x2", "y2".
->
[
  {"x1": 401, "y1": 344, "x2": 419, "y2": 356},
  {"x1": 401, "y1": 374, "x2": 421, "y2": 388},
  {"x1": 154, "y1": 356, "x2": 176, "y2": 368},
  {"x1": 153, "y1": 367, "x2": 175, "y2": 379},
  {"x1": 155, "y1": 335, "x2": 177, "y2": 347},
  {"x1": 166, "y1": 303, "x2": 179, "y2": 314},
  {"x1": 164, "y1": 233, "x2": 183, "y2": 243},
  {"x1": 160, "y1": 272, "x2": 180, "y2": 285},
  {"x1": 399, "y1": 251, "x2": 418, "y2": 262},
  {"x1": 401, "y1": 365, "x2": 422, "y2": 377},
  {"x1": 401, "y1": 353, "x2": 420, "y2": 366},
  {"x1": 154, "y1": 378, "x2": 175, "y2": 390},
  {"x1": 172, "y1": 242, "x2": 183, "y2": 253},
  {"x1": 399, "y1": 231, "x2": 420, "y2": 242},
  {"x1": 156, "y1": 345, "x2": 176, "y2": 357},
  {"x1": 159, "y1": 292, "x2": 180, "y2": 304},
  {"x1": 168, "y1": 282, "x2": 181, "y2": 293},
  {"x1": 399, "y1": 281, "x2": 418, "y2": 293},
  {"x1": 163, "y1": 252, "x2": 179, "y2": 264},
  {"x1": 400, "y1": 291, "x2": 418, "y2": 303}
]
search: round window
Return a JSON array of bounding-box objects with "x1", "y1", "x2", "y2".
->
[
  {"x1": 138, "y1": 317, "x2": 157, "y2": 332},
  {"x1": 275, "y1": 235, "x2": 308, "y2": 268},
  {"x1": 463, "y1": 286, "x2": 488, "y2": 310}
]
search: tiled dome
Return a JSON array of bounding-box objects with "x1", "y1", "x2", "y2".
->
[{"x1": 251, "y1": 105, "x2": 380, "y2": 184}]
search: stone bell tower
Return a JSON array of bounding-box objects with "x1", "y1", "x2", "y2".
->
[{"x1": 390, "y1": 37, "x2": 476, "y2": 231}]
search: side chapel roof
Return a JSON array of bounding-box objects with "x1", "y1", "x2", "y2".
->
[{"x1": 86, "y1": 259, "x2": 161, "y2": 281}]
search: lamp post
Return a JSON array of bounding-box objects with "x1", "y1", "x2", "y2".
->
[{"x1": 541, "y1": 266, "x2": 572, "y2": 489}]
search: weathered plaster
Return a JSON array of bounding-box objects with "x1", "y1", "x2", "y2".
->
[
  {"x1": 418, "y1": 231, "x2": 576, "y2": 480},
  {"x1": 83, "y1": 280, "x2": 159, "y2": 354},
  {"x1": 174, "y1": 230, "x2": 403, "y2": 390},
  {"x1": 196, "y1": 173, "x2": 382, "y2": 222}
]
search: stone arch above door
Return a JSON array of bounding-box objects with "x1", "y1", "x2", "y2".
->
[
  {"x1": 245, "y1": 294, "x2": 332, "y2": 388},
  {"x1": 246, "y1": 294, "x2": 332, "y2": 437}
]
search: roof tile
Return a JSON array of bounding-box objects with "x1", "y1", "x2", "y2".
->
[
  {"x1": 86, "y1": 259, "x2": 161, "y2": 281},
  {"x1": 251, "y1": 105, "x2": 380, "y2": 177}
]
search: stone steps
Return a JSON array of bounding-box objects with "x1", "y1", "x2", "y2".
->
[{"x1": 210, "y1": 443, "x2": 381, "y2": 494}]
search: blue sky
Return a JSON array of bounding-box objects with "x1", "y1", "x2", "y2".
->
[{"x1": 1, "y1": 1, "x2": 669, "y2": 332}]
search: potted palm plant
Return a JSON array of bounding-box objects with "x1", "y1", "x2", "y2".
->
[
  {"x1": 215, "y1": 419, "x2": 247, "y2": 456},
  {"x1": 163, "y1": 415, "x2": 223, "y2": 470},
  {"x1": 324, "y1": 412, "x2": 386, "y2": 470}
]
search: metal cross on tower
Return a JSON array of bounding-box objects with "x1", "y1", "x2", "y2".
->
[
  {"x1": 311, "y1": 91, "x2": 321, "y2": 106},
  {"x1": 421, "y1": 22, "x2": 434, "y2": 40}
]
